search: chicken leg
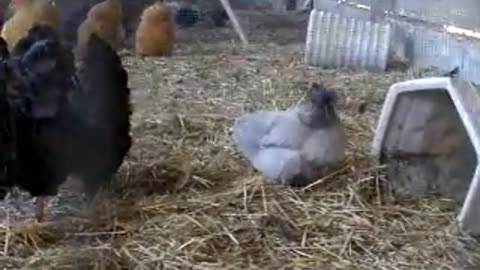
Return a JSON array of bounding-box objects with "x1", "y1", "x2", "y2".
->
[{"x1": 35, "y1": 196, "x2": 46, "y2": 222}]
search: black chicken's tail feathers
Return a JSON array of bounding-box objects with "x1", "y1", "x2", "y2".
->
[
  {"x1": 70, "y1": 33, "x2": 132, "y2": 190},
  {"x1": 309, "y1": 82, "x2": 338, "y2": 108},
  {"x1": 83, "y1": 34, "x2": 124, "y2": 74},
  {"x1": 82, "y1": 33, "x2": 128, "y2": 90},
  {"x1": 80, "y1": 33, "x2": 132, "y2": 120},
  {"x1": 77, "y1": 33, "x2": 132, "y2": 149}
]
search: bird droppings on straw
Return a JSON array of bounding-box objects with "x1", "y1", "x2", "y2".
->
[{"x1": 0, "y1": 11, "x2": 479, "y2": 269}]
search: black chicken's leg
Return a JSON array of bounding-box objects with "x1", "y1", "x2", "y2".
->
[{"x1": 35, "y1": 196, "x2": 46, "y2": 222}]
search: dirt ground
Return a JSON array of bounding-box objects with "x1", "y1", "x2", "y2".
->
[{"x1": 0, "y1": 10, "x2": 479, "y2": 270}]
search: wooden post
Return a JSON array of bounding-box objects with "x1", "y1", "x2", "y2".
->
[{"x1": 219, "y1": 0, "x2": 248, "y2": 46}]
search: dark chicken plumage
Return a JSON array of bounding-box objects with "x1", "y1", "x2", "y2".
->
[
  {"x1": 0, "y1": 38, "x2": 14, "y2": 200},
  {"x1": 69, "y1": 33, "x2": 132, "y2": 196},
  {"x1": 0, "y1": 24, "x2": 132, "y2": 221},
  {"x1": 8, "y1": 25, "x2": 74, "y2": 201}
]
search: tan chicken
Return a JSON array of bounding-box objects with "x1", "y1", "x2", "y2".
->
[
  {"x1": 5, "y1": 0, "x2": 32, "y2": 19},
  {"x1": 32, "y1": 0, "x2": 60, "y2": 27},
  {"x1": 77, "y1": 0, "x2": 125, "y2": 58},
  {"x1": 135, "y1": 0, "x2": 175, "y2": 57},
  {"x1": 1, "y1": 0, "x2": 59, "y2": 50}
]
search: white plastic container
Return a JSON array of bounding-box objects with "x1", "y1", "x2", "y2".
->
[{"x1": 371, "y1": 77, "x2": 480, "y2": 235}]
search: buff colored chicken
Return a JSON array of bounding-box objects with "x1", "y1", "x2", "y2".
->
[
  {"x1": 5, "y1": 0, "x2": 32, "y2": 19},
  {"x1": 1, "y1": 0, "x2": 59, "y2": 50},
  {"x1": 135, "y1": 0, "x2": 175, "y2": 57},
  {"x1": 76, "y1": 0, "x2": 125, "y2": 59}
]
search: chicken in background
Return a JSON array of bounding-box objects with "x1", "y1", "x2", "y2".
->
[
  {"x1": 0, "y1": 25, "x2": 132, "y2": 222},
  {"x1": 5, "y1": 0, "x2": 17, "y2": 19},
  {"x1": 135, "y1": 0, "x2": 175, "y2": 57},
  {"x1": 1, "y1": 0, "x2": 59, "y2": 50},
  {"x1": 32, "y1": 0, "x2": 60, "y2": 29},
  {"x1": 232, "y1": 83, "x2": 346, "y2": 187},
  {"x1": 5, "y1": 0, "x2": 30, "y2": 19},
  {"x1": 76, "y1": 0, "x2": 125, "y2": 58}
]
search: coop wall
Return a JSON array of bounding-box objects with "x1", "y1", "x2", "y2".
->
[
  {"x1": 312, "y1": 0, "x2": 480, "y2": 84},
  {"x1": 314, "y1": 0, "x2": 480, "y2": 31}
]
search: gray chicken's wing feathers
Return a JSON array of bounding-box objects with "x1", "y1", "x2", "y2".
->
[
  {"x1": 233, "y1": 110, "x2": 313, "y2": 155},
  {"x1": 259, "y1": 111, "x2": 311, "y2": 149},
  {"x1": 232, "y1": 110, "x2": 278, "y2": 160},
  {"x1": 252, "y1": 148, "x2": 303, "y2": 184}
]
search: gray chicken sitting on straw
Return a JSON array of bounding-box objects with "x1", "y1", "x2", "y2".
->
[{"x1": 232, "y1": 83, "x2": 346, "y2": 187}]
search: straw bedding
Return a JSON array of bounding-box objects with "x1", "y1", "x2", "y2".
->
[{"x1": 0, "y1": 11, "x2": 479, "y2": 270}]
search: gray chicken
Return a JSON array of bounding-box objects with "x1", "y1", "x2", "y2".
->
[{"x1": 232, "y1": 83, "x2": 346, "y2": 186}]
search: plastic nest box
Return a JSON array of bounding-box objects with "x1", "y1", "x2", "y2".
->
[{"x1": 371, "y1": 77, "x2": 480, "y2": 235}]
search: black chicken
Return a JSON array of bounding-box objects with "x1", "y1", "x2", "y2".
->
[
  {"x1": 5, "y1": 25, "x2": 75, "y2": 221},
  {"x1": 0, "y1": 25, "x2": 132, "y2": 222}
]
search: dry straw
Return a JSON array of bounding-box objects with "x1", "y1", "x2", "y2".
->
[{"x1": 1, "y1": 12, "x2": 479, "y2": 269}]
